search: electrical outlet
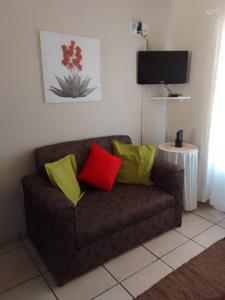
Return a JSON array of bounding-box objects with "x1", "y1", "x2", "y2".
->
[{"x1": 129, "y1": 21, "x2": 148, "y2": 37}]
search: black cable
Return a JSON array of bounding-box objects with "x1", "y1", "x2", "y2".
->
[{"x1": 165, "y1": 84, "x2": 173, "y2": 97}]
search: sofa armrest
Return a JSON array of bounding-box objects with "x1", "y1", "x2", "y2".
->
[
  {"x1": 151, "y1": 160, "x2": 184, "y2": 225},
  {"x1": 22, "y1": 175, "x2": 76, "y2": 285},
  {"x1": 22, "y1": 174, "x2": 74, "y2": 212}
]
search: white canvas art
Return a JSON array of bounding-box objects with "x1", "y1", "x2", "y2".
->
[{"x1": 40, "y1": 31, "x2": 101, "y2": 103}]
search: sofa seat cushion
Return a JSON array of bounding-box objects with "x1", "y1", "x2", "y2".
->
[{"x1": 75, "y1": 183, "x2": 175, "y2": 249}]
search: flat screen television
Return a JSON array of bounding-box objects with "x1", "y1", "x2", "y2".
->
[{"x1": 137, "y1": 51, "x2": 188, "y2": 84}]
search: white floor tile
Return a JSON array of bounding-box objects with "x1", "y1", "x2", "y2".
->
[
  {"x1": 161, "y1": 240, "x2": 204, "y2": 269},
  {"x1": 218, "y1": 218, "x2": 225, "y2": 229},
  {"x1": 44, "y1": 266, "x2": 116, "y2": 300},
  {"x1": 0, "y1": 247, "x2": 40, "y2": 293},
  {"x1": 104, "y1": 246, "x2": 157, "y2": 282},
  {"x1": 175, "y1": 213, "x2": 213, "y2": 238},
  {"x1": 143, "y1": 230, "x2": 188, "y2": 257},
  {"x1": 122, "y1": 260, "x2": 172, "y2": 298},
  {"x1": 0, "y1": 240, "x2": 23, "y2": 255},
  {"x1": 193, "y1": 205, "x2": 225, "y2": 223},
  {"x1": 25, "y1": 243, "x2": 48, "y2": 273},
  {"x1": 0, "y1": 276, "x2": 55, "y2": 300},
  {"x1": 94, "y1": 285, "x2": 132, "y2": 300},
  {"x1": 193, "y1": 225, "x2": 225, "y2": 248}
]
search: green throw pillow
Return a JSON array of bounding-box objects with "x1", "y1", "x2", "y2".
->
[
  {"x1": 112, "y1": 140, "x2": 156, "y2": 185},
  {"x1": 45, "y1": 154, "x2": 84, "y2": 205}
]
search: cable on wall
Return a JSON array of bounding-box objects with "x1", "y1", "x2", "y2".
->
[
  {"x1": 165, "y1": 99, "x2": 170, "y2": 142},
  {"x1": 129, "y1": 19, "x2": 149, "y2": 144},
  {"x1": 140, "y1": 36, "x2": 149, "y2": 144},
  {"x1": 140, "y1": 84, "x2": 144, "y2": 144}
]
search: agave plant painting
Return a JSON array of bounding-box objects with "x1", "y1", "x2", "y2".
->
[{"x1": 40, "y1": 31, "x2": 101, "y2": 103}]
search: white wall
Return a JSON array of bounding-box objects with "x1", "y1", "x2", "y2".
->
[
  {"x1": 143, "y1": 1, "x2": 173, "y2": 146},
  {"x1": 0, "y1": 0, "x2": 171, "y2": 244},
  {"x1": 168, "y1": 0, "x2": 225, "y2": 200}
]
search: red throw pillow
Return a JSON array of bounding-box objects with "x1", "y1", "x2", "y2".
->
[{"x1": 78, "y1": 143, "x2": 122, "y2": 191}]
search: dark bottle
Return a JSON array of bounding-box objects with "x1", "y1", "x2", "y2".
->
[{"x1": 175, "y1": 130, "x2": 183, "y2": 148}]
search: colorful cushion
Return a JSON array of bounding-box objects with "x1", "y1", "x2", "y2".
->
[
  {"x1": 112, "y1": 140, "x2": 156, "y2": 185},
  {"x1": 78, "y1": 143, "x2": 122, "y2": 191},
  {"x1": 45, "y1": 154, "x2": 84, "y2": 205}
]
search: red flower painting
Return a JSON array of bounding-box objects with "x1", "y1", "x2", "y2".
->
[
  {"x1": 61, "y1": 41, "x2": 82, "y2": 71},
  {"x1": 49, "y1": 40, "x2": 96, "y2": 98}
]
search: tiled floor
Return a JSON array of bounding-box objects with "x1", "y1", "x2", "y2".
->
[{"x1": 0, "y1": 204, "x2": 225, "y2": 300}]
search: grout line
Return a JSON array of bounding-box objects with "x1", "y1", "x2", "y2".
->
[
  {"x1": 89, "y1": 282, "x2": 120, "y2": 300},
  {"x1": 140, "y1": 215, "x2": 223, "y2": 267},
  {"x1": 189, "y1": 211, "x2": 215, "y2": 224},
  {"x1": 192, "y1": 212, "x2": 216, "y2": 223},
  {"x1": 158, "y1": 257, "x2": 175, "y2": 272},
  {"x1": 40, "y1": 273, "x2": 59, "y2": 300},
  {"x1": 119, "y1": 257, "x2": 173, "y2": 299},
  {"x1": 142, "y1": 236, "x2": 190, "y2": 259},
  {"x1": 216, "y1": 223, "x2": 225, "y2": 230},
  {"x1": 141, "y1": 244, "x2": 161, "y2": 259},
  {"x1": 21, "y1": 239, "x2": 44, "y2": 274},
  {"x1": 102, "y1": 265, "x2": 134, "y2": 299},
  {"x1": 186, "y1": 238, "x2": 207, "y2": 250},
  {"x1": 194, "y1": 203, "x2": 225, "y2": 218},
  {"x1": 21, "y1": 239, "x2": 59, "y2": 300},
  {"x1": 173, "y1": 229, "x2": 208, "y2": 248},
  {"x1": 192, "y1": 211, "x2": 225, "y2": 224},
  {"x1": 141, "y1": 244, "x2": 175, "y2": 270},
  {"x1": 90, "y1": 208, "x2": 225, "y2": 300},
  {"x1": 0, "y1": 238, "x2": 22, "y2": 249},
  {"x1": 117, "y1": 283, "x2": 134, "y2": 299},
  {"x1": 159, "y1": 238, "x2": 206, "y2": 262},
  {"x1": 0, "y1": 244, "x2": 25, "y2": 256},
  {"x1": 141, "y1": 244, "x2": 176, "y2": 271},
  {"x1": 213, "y1": 216, "x2": 225, "y2": 225},
  {"x1": 174, "y1": 222, "x2": 215, "y2": 243},
  {"x1": 102, "y1": 265, "x2": 120, "y2": 284},
  {"x1": 174, "y1": 214, "x2": 225, "y2": 247},
  {"x1": 21, "y1": 238, "x2": 48, "y2": 274},
  {"x1": 107, "y1": 259, "x2": 158, "y2": 284},
  {"x1": 21, "y1": 238, "x2": 32, "y2": 246},
  {"x1": 118, "y1": 257, "x2": 164, "y2": 284},
  {"x1": 0, "y1": 274, "x2": 41, "y2": 296},
  {"x1": 1, "y1": 206, "x2": 224, "y2": 300}
]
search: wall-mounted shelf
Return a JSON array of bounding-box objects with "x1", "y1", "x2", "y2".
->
[{"x1": 150, "y1": 96, "x2": 191, "y2": 101}]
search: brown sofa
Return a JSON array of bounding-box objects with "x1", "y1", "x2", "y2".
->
[{"x1": 22, "y1": 135, "x2": 184, "y2": 286}]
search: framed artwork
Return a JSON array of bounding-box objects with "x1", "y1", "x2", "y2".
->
[{"x1": 40, "y1": 31, "x2": 101, "y2": 103}]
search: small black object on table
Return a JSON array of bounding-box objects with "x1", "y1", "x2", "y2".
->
[{"x1": 175, "y1": 130, "x2": 183, "y2": 148}]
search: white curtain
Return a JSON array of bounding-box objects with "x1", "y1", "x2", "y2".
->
[{"x1": 205, "y1": 15, "x2": 225, "y2": 211}]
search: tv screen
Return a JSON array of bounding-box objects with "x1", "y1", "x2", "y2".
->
[{"x1": 137, "y1": 51, "x2": 188, "y2": 84}]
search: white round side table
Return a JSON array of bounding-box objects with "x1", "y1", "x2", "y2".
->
[{"x1": 157, "y1": 143, "x2": 199, "y2": 211}]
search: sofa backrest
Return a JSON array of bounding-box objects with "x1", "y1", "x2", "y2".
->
[{"x1": 35, "y1": 135, "x2": 132, "y2": 177}]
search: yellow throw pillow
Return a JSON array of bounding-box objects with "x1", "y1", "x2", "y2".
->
[
  {"x1": 45, "y1": 154, "x2": 84, "y2": 205},
  {"x1": 113, "y1": 140, "x2": 156, "y2": 185}
]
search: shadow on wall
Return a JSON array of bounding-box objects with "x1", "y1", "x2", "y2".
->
[
  {"x1": 168, "y1": 127, "x2": 197, "y2": 145},
  {"x1": 188, "y1": 128, "x2": 198, "y2": 144},
  {"x1": 0, "y1": 149, "x2": 36, "y2": 245}
]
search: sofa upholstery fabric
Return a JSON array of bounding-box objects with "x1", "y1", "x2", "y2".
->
[
  {"x1": 35, "y1": 135, "x2": 131, "y2": 177},
  {"x1": 22, "y1": 135, "x2": 184, "y2": 285},
  {"x1": 75, "y1": 184, "x2": 175, "y2": 249}
]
